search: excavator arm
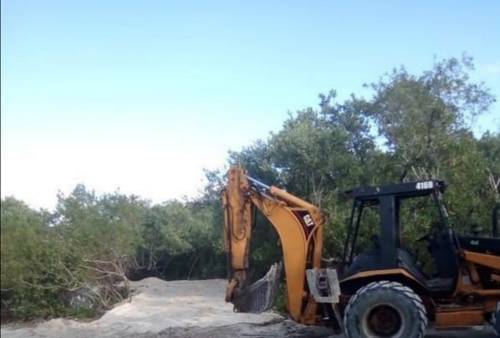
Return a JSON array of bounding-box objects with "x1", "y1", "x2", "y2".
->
[{"x1": 223, "y1": 165, "x2": 340, "y2": 324}]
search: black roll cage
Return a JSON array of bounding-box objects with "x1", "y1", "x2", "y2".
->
[{"x1": 341, "y1": 180, "x2": 450, "y2": 268}]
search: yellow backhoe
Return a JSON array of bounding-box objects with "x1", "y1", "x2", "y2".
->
[{"x1": 223, "y1": 165, "x2": 500, "y2": 337}]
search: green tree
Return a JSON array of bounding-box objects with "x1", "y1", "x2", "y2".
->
[
  {"x1": 1, "y1": 198, "x2": 79, "y2": 319},
  {"x1": 365, "y1": 55, "x2": 495, "y2": 180}
]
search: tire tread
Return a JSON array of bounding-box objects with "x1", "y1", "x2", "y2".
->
[{"x1": 343, "y1": 280, "x2": 428, "y2": 338}]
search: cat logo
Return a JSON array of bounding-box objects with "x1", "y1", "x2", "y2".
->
[{"x1": 303, "y1": 214, "x2": 315, "y2": 227}]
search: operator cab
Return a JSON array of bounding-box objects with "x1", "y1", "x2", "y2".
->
[{"x1": 340, "y1": 180, "x2": 461, "y2": 295}]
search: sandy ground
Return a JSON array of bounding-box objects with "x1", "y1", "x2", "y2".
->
[{"x1": 1, "y1": 278, "x2": 497, "y2": 338}]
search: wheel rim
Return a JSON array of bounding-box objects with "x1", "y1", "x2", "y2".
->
[{"x1": 363, "y1": 304, "x2": 403, "y2": 337}]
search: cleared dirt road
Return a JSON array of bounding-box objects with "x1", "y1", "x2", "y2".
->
[{"x1": 1, "y1": 278, "x2": 496, "y2": 338}]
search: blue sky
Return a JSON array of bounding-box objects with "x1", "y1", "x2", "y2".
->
[{"x1": 2, "y1": 1, "x2": 500, "y2": 209}]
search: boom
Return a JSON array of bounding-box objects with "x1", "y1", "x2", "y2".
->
[{"x1": 222, "y1": 165, "x2": 336, "y2": 324}]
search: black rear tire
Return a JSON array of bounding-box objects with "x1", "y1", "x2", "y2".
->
[{"x1": 343, "y1": 280, "x2": 428, "y2": 338}]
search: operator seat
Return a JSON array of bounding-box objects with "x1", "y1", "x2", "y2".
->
[{"x1": 425, "y1": 228, "x2": 460, "y2": 295}]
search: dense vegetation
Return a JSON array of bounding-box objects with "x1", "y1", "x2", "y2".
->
[{"x1": 1, "y1": 55, "x2": 499, "y2": 321}]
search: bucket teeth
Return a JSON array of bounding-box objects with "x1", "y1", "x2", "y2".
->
[{"x1": 232, "y1": 262, "x2": 282, "y2": 313}]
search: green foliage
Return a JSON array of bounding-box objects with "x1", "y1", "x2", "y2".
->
[
  {"x1": 54, "y1": 185, "x2": 146, "y2": 263},
  {"x1": 1, "y1": 198, "x2": 80, "y2": 319},
  {"x1": 1, "y1": 188, "x2": 225, "y2": 320},
  {"x1": 135, "y1": 200, "x2": 224, "y2": 280},
  {"x1": 365, "y1": 55, "x2": 494, "y2": 180}
]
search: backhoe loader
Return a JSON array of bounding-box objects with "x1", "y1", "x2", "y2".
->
[{"x1": 223, "y1": 165, "x2": 500, "y2": 337}]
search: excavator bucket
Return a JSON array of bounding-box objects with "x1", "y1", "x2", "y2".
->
[{"x1": 232, "y1": 262, "x2": 282, "y2": 313}]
